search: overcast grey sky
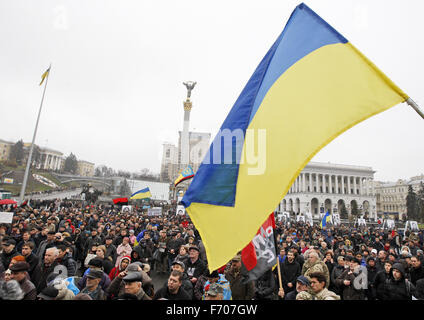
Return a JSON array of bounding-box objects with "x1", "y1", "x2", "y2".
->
[{"x1": 1, "y1": 0, "x2": 423, "y2": 182}]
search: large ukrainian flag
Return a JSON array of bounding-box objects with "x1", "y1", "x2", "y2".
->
[
  {"x1": 182, "y1": 3, "x2": 409, "y2": 271},
  {"x1": 130, "y1": 187, "x2": 152, "y2": 200}
]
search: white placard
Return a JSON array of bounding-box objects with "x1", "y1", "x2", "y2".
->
[
  {"x1": 357, "y1": 218, "x2": 367, "y2": 227},
  {"x1": 296, "y1": 215, "x2": 305, "y2": 222},
  {"x1": 305, "y1": 212, "x2": 313, "y2": 225},
  {"x1": 147, "y1": 207, "x2": 162, "y2": 216},
  {"x1": 121, "y1": 205, "x2": 132, "y2": 213},
  {"x1": 386, "y1": 219, "x2": 395, "y2": 229},
  {"x1": 176, "y1": 205, "x2": 186, "y2": 216},
  {"x1": 333, "y1": 213, "x2": 341, "y2": 226},
  {"x1": 0, "y1": 212, "x2": 14, "y2": 224}
]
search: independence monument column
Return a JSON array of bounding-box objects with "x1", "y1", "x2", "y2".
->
[{"x1": 181, "y1": 81, "x2": 196, "y2": 169}]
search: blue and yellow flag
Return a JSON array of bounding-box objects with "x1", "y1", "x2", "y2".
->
[
  {"x1": 130, "y1": 187, "x2": 152, "y2": 200},
  {"x1": 320, "y1": 210, "x2": 331, "y2": 229},
  {"x1": 174, "y1": 165, "x2": 195, "y2": 187},
  {"x1": 182, "y1": 3, "x2": 409, "y2": 271}
]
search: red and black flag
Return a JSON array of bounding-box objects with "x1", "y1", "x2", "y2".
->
[
  {"x1": 241, "y1": 213, "x2": 277, "y2": 283},
  {"x1": 113, "y1": 197, "x2": 128, "y2": 205}
]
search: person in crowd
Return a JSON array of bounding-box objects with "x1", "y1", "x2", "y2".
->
[
  {"x1": 1, "y1": 237, "x2": 19, "y2": 270},
  {"x1": 409, "y1": 255, "x2": 424, "y2": 286},
  {"x1": 335, "y1": 256, "x2": 367, "y2": 300},
  {"x1": 153, "y1": 270, "x2": 191, "y2": 300},
  {"x1": 80, "y1": 269, "x2": 107, "y2": 300},
  {"x1": 56, "y1": 244, "x2": 77, "y2": 277},
  {"x1": 116, "y1": 271, "x2": 151, "y2": 300},
  {"x1": 9, "y1": 262, "x2": 37, "y2": 300},
  {"x1": 225, "y1": 254, "x2": 255, "y2": 300},
  {"x1": 35, "y1": 231, "x2": 56, "y2": 260},
  {"x1": 309, "y1": 272, "x2": 340, "y2": 300},
  {"x1": 36, "y1": 247, "x2": 60, "y2": 293},
  {"x1": 330, "y1": 255, "x2": 346, "y2": 295},
  {"x1": 186, "y1": 245, "x2": 207, "y2": 287},
  {"x1": 382, "y1": 262, "x2": 416, "y2": 300},
  {"x1": 116, "y1": 237, "x2": 132, "y2": 267},
  {"x1": 104, "y1": 235, "x2": 117, "y2": 266},
  {"x1": 169, "y1": 260, "x2": 193, "y2": 299},
  {"x1": 366, "y1": 256, "x2": 379, "y2": 300},
  {"x1": 373, "y1": 261, "x2": 393, "y2": 300},
  {"x1": 109, "y1": 255, "x2": 131, "y2": 281},
  {"x1": 95, "y1": 245, "x2": 113, "y2": 275},
  {"x1": 204, "y1": 283, "x2": 224, "y2": 300},
  {"x1": 107, "y1": 262, "x2": 153, "y2": 299},
  {"x1": 302, "y1": 251, "x2": 330, "y2": 288},
  {"x1": 77, "y1": 257, "x2": 111, "y2": 292},
  {"x1": 279, "y1": 275, "x2": 313, "y2": 300},
  {"x1": 277, "y1": 250, "x2": 301, "y2": 296}
]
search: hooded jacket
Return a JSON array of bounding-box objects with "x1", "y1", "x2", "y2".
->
[
  {"x1": 109, "y1": 255, "x2": 131, "y2": 281},
  {"x1": 383, "y1": 263, "x2": 416, "y2": 300}
]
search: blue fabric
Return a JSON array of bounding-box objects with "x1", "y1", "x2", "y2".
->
[
  {"x1": 65, "y1": 277, "x2": 80, "y2": 295},
  {"x1": 182, "y1": 3, "x2": 347, "y2": 209}
]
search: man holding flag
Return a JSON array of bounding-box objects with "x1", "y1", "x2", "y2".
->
[{"x1": 320, "y1": 210, "x2": 332, "y2": 229}]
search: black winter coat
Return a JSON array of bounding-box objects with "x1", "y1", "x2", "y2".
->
[
  {"x1": 382, "y1": 277, "x2": 415, "y2": 300},
  {"x1": 410, "y1": 264, "x2": 424, "y2": 286},
  {"x1": 278, "y1": 259, "x2": 301, "y2": 293},
  {"x1": 255, "y1": 269, "x2": 276, "y2": 300}
]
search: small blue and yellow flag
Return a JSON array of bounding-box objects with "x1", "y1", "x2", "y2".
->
[
  {"x1": 182, "y1": 3, "x2": 409, "y2": 271},
  {"x1": 320, "y1": 211, "x2": 332, "y2": 229},
  {"x1": 130, "y1": 187, "x2": 152, "y2": 200},
  {"x1": 39, "y1": 67, "x2": 50, "y2": 86},
  {"x1": 174, "y1": 165, "x2": 195, "y2": 187}
]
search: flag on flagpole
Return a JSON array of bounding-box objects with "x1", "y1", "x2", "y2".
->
[
  {"x1": 174, "y1": 165, "x2": 195, "y2": 187},
  {"x1": 241, "y1": 213, "x2": 277, "y2": 282},
  {"x1": 320, "y1": 210, "x2": 331, "y2": 229},
  {"x1": 181, "y1": 2, "x2": 409, "y2": 271},
  {"x1": 130, "y1": 187, "x2": 152, "y2": 200},
  {"x1": 39, "y1": 67, "x2": 50, "y2": 86}
]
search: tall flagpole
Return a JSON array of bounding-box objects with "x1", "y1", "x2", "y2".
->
[
  {"x1": 406, "y1": 98, "x2": 424, "y2": 120},
  {"x1": 19, "y1": 65, "x2": 51, "y2": 204}
]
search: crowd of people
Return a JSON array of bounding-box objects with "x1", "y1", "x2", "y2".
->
[{"x1": 1, "y1": 198, "x2": 424, "y2": 301}]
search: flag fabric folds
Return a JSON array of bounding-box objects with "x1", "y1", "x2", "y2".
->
[
  {"x1": 320, "y1": 210, "x2": 331, "y2": 228},
  {"x1": 174, "y1": 165, "x2": 195, "y2": 187},
  {"x1": 181, "y1": 2, "x2": 409, "y2": 271},
  {"x1": 241, "y1": 213, "x2": 277, "y2": 283},
  {"x1": 39, "y1": 67, "x2": 50, "y2": 86},
  {"x1": 130, "y1": 187, "x2": 152, "y2": 200},
  {"x1": 113, "y1": 197, "x2": 128, "y2": 205}
]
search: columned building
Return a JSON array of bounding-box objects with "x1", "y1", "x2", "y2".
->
[{"x1": 280, "y1": 162, "x2": 377, "y2": 220}]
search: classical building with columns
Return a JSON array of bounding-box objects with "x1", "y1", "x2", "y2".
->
[
  {"x1": 279, "y1": 161, "x2": 377, "y2": 220},
  {"x1": 23, "y1": 143, "x2": 64, "y2": 171}
]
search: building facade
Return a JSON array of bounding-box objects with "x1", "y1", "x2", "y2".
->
[
  {"x1": 23, "y1": 143, "x2": 64, "y2": 171},
  {"x1": 0, "y1": 139, "x2": 13, "y2": 161},
  {"x1": 77, "y1": 160, "x2": 95, "y2": 177},
  {"x1": 160, "y1": 143, "x2": 179, "y2": 182},
  {"x1": 375, "y1": 174, "x2": 424, "y2": 219},
  {"x1": 280, "y1": 162, "x2": 377, "y2": 220}
]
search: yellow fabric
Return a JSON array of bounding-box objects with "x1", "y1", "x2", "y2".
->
[
  {"x1": 187, "y1": 42, "x2": 408, "y2": 271},
  {"x1": 39, "y1": 68, "x2": 50, "y2": 86}
]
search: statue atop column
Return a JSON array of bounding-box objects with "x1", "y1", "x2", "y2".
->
[{"x1": 183, "y1": 81, "x2": 196, "y2": 100}]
